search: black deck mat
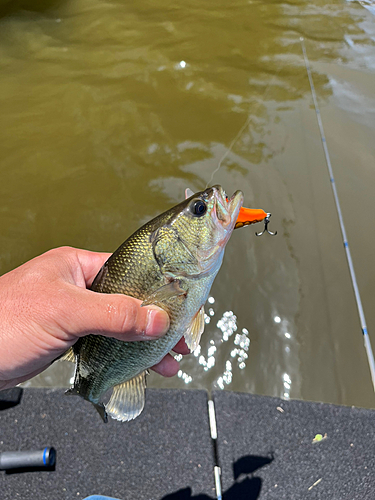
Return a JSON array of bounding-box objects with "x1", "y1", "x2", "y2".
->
[
  {"x1": 0, "y1": 388, "x2": 215, "y2": 500},
  {"x1": 213, "y1": 391, "x2": 375, "y2": 500}
]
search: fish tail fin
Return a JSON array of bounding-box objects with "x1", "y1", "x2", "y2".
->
[{"x1": 105, "y1": 370, "x2": 148, "y2": 422}]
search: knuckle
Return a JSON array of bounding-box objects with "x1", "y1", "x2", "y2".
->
[
  {"x1": 44, "y1": 246, "x2": 71, "y2": 260},
  {"x1": 107, "y1": 298, "x2": 141, "y2": 334}
]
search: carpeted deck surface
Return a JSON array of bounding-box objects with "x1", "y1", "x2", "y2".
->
[
  {"x1": 213, "y1": 391, "x2": 375, "y2": 500},
  {"x1": 1, "y1": 388, "x2": 374, "y2": 499},
  {"x1": 0, "y1": 388, "x2": 215, "y2": 500}
]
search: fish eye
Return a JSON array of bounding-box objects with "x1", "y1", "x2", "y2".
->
[{"x1": 191, "y1": 199, "x2": 207, "y2": 217}]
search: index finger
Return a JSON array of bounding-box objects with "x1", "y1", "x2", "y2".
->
[
  {"x1": 172, "y1": 337, "x2": 190, "y2": 355},
  {"x1": 75, "y1": 249, "x2": 112, "y2": 287}
]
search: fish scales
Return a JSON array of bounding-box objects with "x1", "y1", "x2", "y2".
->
[{"x1": 63, "y1": 186, "x2": 243, "y2": 422}]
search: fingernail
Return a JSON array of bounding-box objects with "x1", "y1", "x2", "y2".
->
[{"x1": 145, "y1": 307, "x2": 170, "y2": 338}]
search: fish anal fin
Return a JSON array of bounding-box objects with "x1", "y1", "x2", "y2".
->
[
  {"x1": 141, "y1": 280, "x2": 186, "y2": 307},
  {"x1": 184, "y1": 306, "x2": 205, "y2": 352},
  {"x1": 105, "y1": 371, "x2": 148, "y2": 422},
  {"x1": 57, "y1": 347, "x2": 75, "y2": 363}
]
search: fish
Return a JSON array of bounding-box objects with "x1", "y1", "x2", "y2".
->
[{"x1": 61, "y1": 185, "x2": 244, "y2": 423}]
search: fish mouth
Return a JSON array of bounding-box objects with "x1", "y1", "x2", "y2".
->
[{"x1": 212, "y1": 185, "x2": 244, "y2": 230}]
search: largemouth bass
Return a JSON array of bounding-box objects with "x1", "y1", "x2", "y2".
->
[{"x1": 62, "y1": 185, "x2": 243, "y2": 422}]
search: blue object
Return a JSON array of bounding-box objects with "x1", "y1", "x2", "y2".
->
[{"x1": 42, "y1": 447, "x2": 48, "y2": 465}]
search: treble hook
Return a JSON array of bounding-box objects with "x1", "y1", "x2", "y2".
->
[{"x1": 256, "y1": 213, "x2": 277, "y2": 236}]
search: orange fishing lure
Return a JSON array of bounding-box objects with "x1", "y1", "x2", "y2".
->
[
  {"x1": 223, "y1": 196, "x2": 267, "y2": 229},
  {"x1": 235, "y1": 206, "x2": 267, "y2": 230}
]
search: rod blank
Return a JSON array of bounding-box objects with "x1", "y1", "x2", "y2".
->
[{"x1": 300, "y1": 37, "x2": 375, "y2": 392}]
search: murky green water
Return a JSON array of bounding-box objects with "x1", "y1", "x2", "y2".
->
[{"x1": 1, "y1": 0, "x2": 375, "y2": 408}]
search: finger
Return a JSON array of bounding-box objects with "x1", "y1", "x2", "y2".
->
[
  {"x1": 38, "y1": 247, "x2": 112, "y2": 288},
  {"x1": 0, "y1": 366, "x2": 49, "y2": 391},
  {"x1": 61, "y1": 286, "x2": 170, "y2": 342},
  {"x1": 172, "y1": 337, "x2": 190, "y2": 355},
  {"x1": 151, "y1": 353, "x2": 179, "y2": 377},
  {"x1": 75, "y1": 248, "x2": 112, "y2": 287}
]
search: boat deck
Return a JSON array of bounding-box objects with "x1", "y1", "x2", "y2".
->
[{"x1": 0, "y1": 388, "x2": 374, "y2": 499}]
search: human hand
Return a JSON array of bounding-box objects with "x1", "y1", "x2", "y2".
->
[{"x1": 0, "y1": 246, "x2": 189, "y2": 390}]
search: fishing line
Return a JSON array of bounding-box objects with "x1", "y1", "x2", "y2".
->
[
  {"x1": 205, "y1": 68, "x2": 282, "y2": 189},
  {"x1": 300, "y1": 36, "x2": 375, "y2": 392},
  {"x1": 205, "y1": 113, "x2": 252, "y2": 188}
]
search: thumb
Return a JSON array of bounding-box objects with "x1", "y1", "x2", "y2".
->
[{"x1": 61, "y1": 285, "x2": 170, "y2": 342}]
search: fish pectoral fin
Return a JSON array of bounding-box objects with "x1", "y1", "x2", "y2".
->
[
  {"x1": 59, "y1": 347, "x2": 75, "y2": 363},
  {"x1": 141, "y1": 280, "x2": 186, "y2": 307},
  {"x1": 105, "y1": 371, "x2": 148, "y2": 422},
  {"x1": 184, "y1": 306, "x2": 205, "y2": 352}
]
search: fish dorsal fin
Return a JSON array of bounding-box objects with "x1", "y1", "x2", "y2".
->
[
  {"x1": 185, "y1": 188, "x2": 194, "y2": 199},
  {"x1": 184, "y1": 306, "x2": 205, "y2": 352},
  {"x1": 105, "y1": 371, "x2": 148, "y2": 422},
  {"x1": 141, "y1": 280, "x2": 186, "y2": 307},
  {"x1": 59, "y1": 347, "x2": 75, "y2": 363}
]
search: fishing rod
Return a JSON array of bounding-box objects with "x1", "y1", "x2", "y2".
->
[{"x1": 300, "y1": 37, "x2": 375, "y2": 392}]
